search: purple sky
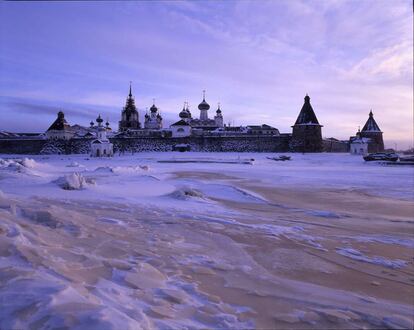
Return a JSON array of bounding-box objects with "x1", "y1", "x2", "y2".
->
[{"x1": 0, "y1": 0, "x2": 412, "y2": 148}]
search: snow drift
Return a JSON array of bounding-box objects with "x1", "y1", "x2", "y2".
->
[{"x1": 53, "y1": 173, "x2": 94, "y2": 190}]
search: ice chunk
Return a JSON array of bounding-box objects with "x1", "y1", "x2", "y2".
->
[
  {"x1": 53, "y1": 173, "x2": 89, "y2": 190},
  {"x1": 169, "y1": 187, "x2": 205, "y2": 200},
  {"x1": 19, "y1": 158, "x2": 38, "y2": 168}
]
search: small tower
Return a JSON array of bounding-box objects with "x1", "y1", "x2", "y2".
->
[
  {"x1": 360, "y1": 110, "x2": 384, "y2": 152},
  {"x1": 91, "y1": 115, "x2": 113, "y2": 157},
  {"x1": 198, "y1": 90, "x2": 210, "y2": 121},
  {"x1": 144, "y1": 100, "x2": 163, "y2": 129},
  {"x1": 214, "y1": 103, "x2": 224, "y2": 127},
  {"x1": 119, "y1": 82, "x2": 140, "y2": 131},
  {"x1": 291, "y1": 94, "x2": 323, "y2": 152}
]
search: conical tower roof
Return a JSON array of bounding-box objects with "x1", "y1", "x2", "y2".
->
[
  {"x1": 123, "y1": 83, "x2": 137, "y2": 113},
  {"x1": 47, "y1": 111, "x2": 71, "y2": 131},
  {"x1": 361, "y1": 110, "x2": 381, "y2": 132},
  {"x1": 294, "y1": 94, "x2": 320, "y2": 125}
]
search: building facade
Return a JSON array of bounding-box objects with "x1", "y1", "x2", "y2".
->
[
  {"x1": 171, "y1": 119, "x2": 192, "y2": 137},
  {"x1": 349, "y1": 129, "x2": 370, "y2": 155},
  {"x1": 45, "y1": 111, "x2": 75, "y2": 140},
  {"x1": 144, "y1": 102, "x2": 163, "y2": 129},
  {"x1": 91, "y1": 115, "x2": 113, "y2": 157},
  {"x1": 184, "y1": 91, "x2": 224, "y2": 130}
]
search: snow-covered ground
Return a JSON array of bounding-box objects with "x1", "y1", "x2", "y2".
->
[{"x1": 0, "y1": 153, "x2": 413, "y2": 329}]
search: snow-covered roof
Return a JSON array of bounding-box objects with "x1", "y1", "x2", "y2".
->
[
  {"x1": 247, "y1": 124, "x2": 277, "y2": 130},
  {"x1": 361, "y1": 111, "x2": 381, "y2": 132},
  {"x1": 171, "y1": 119, "x2": 190, "y2": 126},
  {"x1": 0, "y1": 131, "x2": 19, "y2": 137},
  {"x1": 350, "y1": 137, "x2": 371, "y2": 144},
  {"x1": 294, "y1": 95, "x2": 320, "y2": 126},
  {"x1": 47, "y1": 111, "x2": 71, "y2": 131}
]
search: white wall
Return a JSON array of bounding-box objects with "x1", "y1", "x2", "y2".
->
[
  {"x1": 350, "y1": 143, "x2": 368, "y2": 155},
  {"x1": 171, "y1": 126, "x2": 191, "y2": 137},
  {"x1": 91, "y1": 142, "x2": 113, "y2": 157}
]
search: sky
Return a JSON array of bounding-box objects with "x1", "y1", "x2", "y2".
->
[{"x1": 0, "y1": 0, "x2": 412, "y2": 149}]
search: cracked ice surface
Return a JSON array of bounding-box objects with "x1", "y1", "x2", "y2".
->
[{"x1": 0, "y1": 152, "x2": 413, "y2": 329}]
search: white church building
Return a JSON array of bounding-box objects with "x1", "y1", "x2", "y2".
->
[
  {"x1": 350, "y1": 129, "x2": 370, "y2": 155},
  {"x1": 91, "y1": 115, "x2": 113, "y2": 157}
]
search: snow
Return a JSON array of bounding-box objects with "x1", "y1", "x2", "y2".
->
[
  {"x1": 307, "y1": 210, "x2": 342, "y2": 218},
  {"x1": 351, "y1": 235, "x2": 414, "y2": 248},
  {"x1": 0, "y1": 152, "x2": 413, "y2": 329},
  {"x1": 0, "y1": 152, "x2": 412, "y2": 201},
  {"x1": 336, "y1": 247, "x2": 407, "y2": 269},
  {"x1": 53, "y1": 172, "x2": 92, "y2": 190}
]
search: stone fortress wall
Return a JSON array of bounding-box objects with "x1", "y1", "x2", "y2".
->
[
  {"x1": 0, "y1": 135, "x2": 292, "y2": 155},
  {"x1": 0, "y1": 139, "x2": 48, "y2": 155}
]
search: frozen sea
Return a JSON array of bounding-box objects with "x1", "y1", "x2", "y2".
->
[{"x1": 0, "y1": 152, "x2": 413, "y2": 329}]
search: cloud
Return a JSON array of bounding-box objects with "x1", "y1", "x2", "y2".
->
[
  {"x1": 0, "y1": 96, "x2": 116, "y2": 123},
  {"x1": 0, "y1": 0, "x2": 412, "y2": 148},
  {"x1": 342, "y1": 41, "x2": 413, "y2": 83}
]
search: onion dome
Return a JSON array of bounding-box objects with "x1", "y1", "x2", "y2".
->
[
  {"x1": 198, "y1": 99, "x2": 210, "y2": 111},
  {"x1": 198, "y1": 90, "x2": 210, "y2": 111},
  {"x1": 96, "y1": 114, "x2": 103, "y2": 124},
  {"x1": 179, "y1": 102, "x2": 190, "y2": 118},
  {"x1": 90, "y1": 120, "x2": 94, "y2": 127},
  {"x1": 157, "y1": 113, "x2": 162, "y2": 119},
  {"x1": 150, "y1": 104, "x2": 158, "y2": 113},
  {"x1": 179, "y1": 109, "x2": 190, "y2": 119},
  {"x1": 216, "y1": 103, "x2": 222, "y2": 114},
  {"x1": 105, "y1": 120, "x2": 110, "y2": 127}
]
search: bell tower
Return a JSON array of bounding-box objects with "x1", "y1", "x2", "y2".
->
[{"x1": 119, "y1": 82, "x2": 140, "y2": 131}]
